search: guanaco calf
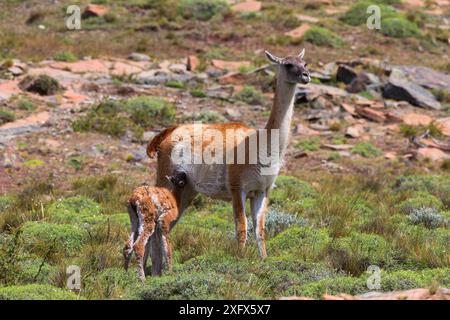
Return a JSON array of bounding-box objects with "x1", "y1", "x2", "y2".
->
[{"x1": 123, "y1": 172, "x2": 186, "y2": 281}]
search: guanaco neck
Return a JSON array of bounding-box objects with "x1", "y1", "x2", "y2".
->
[{"x1": 264, "y1": 76, "x2": 297, "y2": 159}]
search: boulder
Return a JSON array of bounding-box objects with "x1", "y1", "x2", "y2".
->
[
  {"x1": 285, "y1": 24, "x2": 311, "y2": 40},
  {"x1": 436, "y1": 117, "x2": 450, "y2": 136},
  {"x1": 82, "y1": 4, "x2": 109, "y2": 19},
  {"x1": 336, "y1": 65, "x2": 358, "y2": 84},
  {"x1": 383, "y1": 69, "x2": 441, "y2": 110},
  {"x1": 416, "y1": 147, "x2": 449, "y2": 162},
  {"x1": 187, "y1": 55, "x2": 200, "y2": 72},
  {"x1": 396, "y1": 65, "x2": 450, "y2": 91}
]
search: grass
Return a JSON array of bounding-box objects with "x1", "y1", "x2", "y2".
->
[
  {"x1": 53, "y1": 51, "x2": 78, "y2": 62},
  {"x1": 351, "y1": 142, "x2": 382, "y2": 158},
  {"x1": 295, "y1": 137, "x2": 321, "y2": 151},
  {"x1": 0, "y1": 170, "x2": 449, "y2": 299},
  {"x1": 178, "y1": 0, "x2": 229, "y2": 21}
]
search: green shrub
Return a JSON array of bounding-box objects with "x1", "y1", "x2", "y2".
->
[
  {"x1": 234, "y1": 86, "x2": 266, "y2": 105},
  {"x1": 295, "y1": 137, "x2": 321, "y2": 151},
  {"x1": 83, "y1": 267, "x2": 138, "y2": 299},
  {"x1": 165, "y1": 80, "x2": 185, "y2": 89},
  {"x1": 382, "y1": 17, "x2": 419, "y2": 38},
  {"x1": 125, "y1": 96, "x2": 176, "y2": 127},
  {"x1": 394, "y1": 175, "x2": 450, "y2": 207},
  {"x1": 20, "y1": 75, "x2": 61, "y2": 95},
  {"x1": 287, "y1": 276, "x2": 367, "y2": 298},
  {"x1": 190, "y1": 88, "x2": 207, "y2": 98},
  {"x1": 126, "y1": 272, "x2": 226, "y2": 299},
  {"x1": 248, "y1": 208, "x2": 308, "y2": 238},
  {"x1": 21, "y1": 221, "x2": 86, "y2": 256},
  {"x1": 351, "y1": 142, "x2": 382, "y2": 158},
  {"x1": 271, "y1": 176, "x2": 317, "y2": 214},
  {"x1": 0, "y1": 196, "x2": 13, "y2": 212},
  {"x1": 398, "y1": 192, "x2": 443, "y2": 214},
  {"x1": 179, "y1": 0, "x2": 229, "y2": 21},
  {"x1": 0, "y1": 108, "x2": 15, "y2": 125},
  {"x1": 182, "y1": 110, "x2": 226, "y2": 123},
  {"x1": 341, "y1": 1, "x2": 399, "y2": 26},
  {"x1": 408, "y1": 208, "x2": 448, "y2": 229},
  {"x1": 18, "y1": 99, "x2": 35, "y2": 111},
  {"x1": 53, "y1": 51, "x2": 78, "y2": 62},
  {"x1": 304, "y1": 26, "x2": 345, "y2": 48},
  {"x1": 0, "y1": 284, "x2": 79, "y2": 300},
  {"x1": 327, "y1": 232, "x2": 399, "y2": 275},
  {"x1": 47, "y1": 196, "x2": 101, "y2": 224},
  {"x1": 268, "y1": 226, "x2": 330, "y2": 260},
  {"x1": 23, "y1": 159, "x2": 44, "y2": 168}
]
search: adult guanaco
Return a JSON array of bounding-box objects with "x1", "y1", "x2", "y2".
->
[{"x1": 147, "y1": 50, "x2": 310, "y2": 259}]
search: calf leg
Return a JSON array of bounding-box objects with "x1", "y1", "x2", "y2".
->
[
  {"x1": 133, "y1": 222, "x2": 155, "y2": 282},
  {"x1": 123, "y1": 203, "x2": 139, "y2": 271},
  {"x1": 250, "y1": 190, "x2": 268, "y2": 259}
]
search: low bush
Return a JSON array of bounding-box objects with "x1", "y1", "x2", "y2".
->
[
  {"x1": 179, "y1": 0, "x2": 229, "y2": 21},
  {"x1": 304, "y1": 27, "x2": 345, "y2": 48},
  {"x1": 0, "y1": 284, "x2": 79, "y2": 300}
]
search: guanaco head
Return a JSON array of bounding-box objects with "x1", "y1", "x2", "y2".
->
[{"x1": 265, "y1": 49, "x2": 310, "y2": 84}]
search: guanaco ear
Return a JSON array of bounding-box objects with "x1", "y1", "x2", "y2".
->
[
  {"x1": 298, "y1": 48, "x2": 305, "y2": 59},
  {"x1": 265, "y1": 51, "x2": 283, "y2": 64}
]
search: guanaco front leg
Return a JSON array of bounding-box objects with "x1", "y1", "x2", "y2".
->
[
  {"x1": 250, "y1": 190, "x2": 268, "y2": 259},
  {"x1": 231, "y1": 188, "x2": 248, "y2": 252}
]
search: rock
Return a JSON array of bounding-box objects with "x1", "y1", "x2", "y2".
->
[
  {"x1": 296, "y1": 84, "x2": 348, "y2": 102},
  {"x1": 63, "y1": 90, "x2": 88, "y2": 103},
  {"x1": 128, "y1": 53, "x2": 151, "y2": 62},
  {"x1": 336, "y1": 65, "x2": 358, "y2": 84},
  {"x1": 225, "y1": 108, "x2": 241, "y2": 119},
  {"x1": 396, "y1": 66, "x2": 450, "y2": 91},
  {"x1": 169, "y1": 63, "x2": 188, "y2": 74},
  {"x1": 136, "y1": 70, "x2": 194, "y2": 85},
  {"x1": 285, "y1": 24, "x2": 311, "y2": 39},
  {"x1": 383, "y1": 69, "x2": 441, "y2": 110},
  {"x1": 385, "y1": 152, "x2": 397, "y2": 160},
  {"x1": 50, "y1": 59, "x2": 110, "y2": 74},
  {"x1": 295, "y1": 123, "x2": 320, "y2": 136},
  {"x1": 341, "y1": 103, "x2": 356, "y2": 115},
  {"x1": 0, "y1": 80, "x2": 21, "y2": 101},
  {"x1": 345, "y1": 124, "x2": 364, "y2": 138},
  {"x1": 231, "y1": 1, "x2": 262, "y2": 13},
  {"x1": 356, "y1": 107, "x2": 386, "y2": 123},
  {"x1": 436, "y1": 117, "x2": 450, "y2": 136},
  {"x1": 19, "y1": 75, "x2": 61, "y2": 96},
  {"x1": 295, "y1": 14, "x2": 319, "y2": 24},
  {"x1": 206, "y1": 85, "x2": 234, "y2": 100},
  {"x1": 187, "y1": 55, "x2": 200, "y2": 72},
  {"x1": 0, "y1": 112, "x2": 50, "y2": 143},
  {"x1": 211, "y1": 59, "x2": 251, "y2": 71},
  {"x1": 416, "y1": 147, "x2": 449, "y2": 162},
  {"x1": 401, "y1": 113, "x2": 433, "y2": 126},
  {"x1": 347, "y1": 72, "x2": 381, "y2": 93},
  {"x1": 310, "y1": 62, "x2": 337, "y2": 81},
  {"x1": 8, "y1": 66, "x2": 24, "y2": 76},
  {"x1": 322, "y1": 144, "x2": 354, "y2": 150},
  {"x1": 82, "y1": 4, "x2": 109, "y2": 19}
]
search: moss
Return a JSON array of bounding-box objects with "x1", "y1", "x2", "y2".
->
[
  {"x1": 0, "y1": 284, "x2": 80, "y2": 300},
  {"x1": 0, "y1": 108, "x2": 15, "y2": 125},
  {"x1": 165, "y1": 80, "x2": 185, "y2": 89},
  {"x1": 351, "y1": 142, "x2": 382, "y2": 158},
  {"x1": 327, "y1": 232, "x2": 399, "y2": 275},
  {"x1": 47, "y1": 196, "x2": 101, "y2": 224},
  {"x1": 234, "y1": 85, "x2": 266, "y2": 105},
  {"x1": 382, "y1": 17, "x2": 419, "y2": 38},
  {"x1": 53, "y1": 51, "x2": 78, "y2": 62},
  {"x1": 179, "y1": 0, "x2": 229, "y2": 21},
  {"x1": 398, "y1": 192, "x2": 443, "y2": 214},
  {"x1": 304, "y1": 26, "x2": 345, "y2": 48},
  {"x1": 190, "y1": 88, "x2": 207, "y2": 98},
  {"x1": 21, "y1": 221, "x2": 86, "y2": 256},
  {"x1": 23, "y1": 159, "x2": 44, "y2": 168},
  {"x1": 268, "y1": 226, "x2": 330, "y2": 260}
]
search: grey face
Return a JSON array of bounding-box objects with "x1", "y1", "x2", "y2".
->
[{"x1": 265, "y1": 49, "x2": 311, "y2": 84}]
